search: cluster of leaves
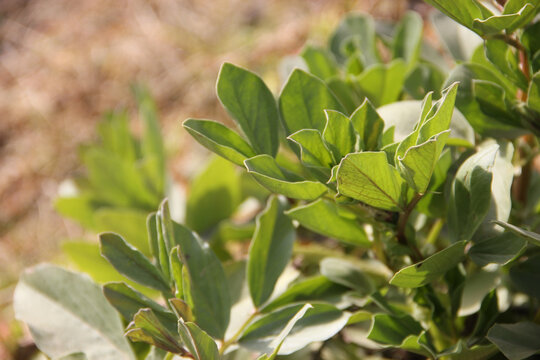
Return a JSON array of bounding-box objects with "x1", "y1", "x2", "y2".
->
[{"x1": 13, "y1": 1, "x2": 540, "y2": 360}]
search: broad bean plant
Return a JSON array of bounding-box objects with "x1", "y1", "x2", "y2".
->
[{"x1": 14, "y1": 1, "x2": 540, "y2": 359}]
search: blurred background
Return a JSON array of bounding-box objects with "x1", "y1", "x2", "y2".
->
[{"x1": 0, "y1": 0, "x2": 424, "y2": 358}]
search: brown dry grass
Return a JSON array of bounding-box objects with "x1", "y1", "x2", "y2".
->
[{"x1": 0, "y1": 0, "x2": 413, "y2": 357}]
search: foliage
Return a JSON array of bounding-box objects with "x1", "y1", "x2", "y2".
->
[{"x1": 13, "y1": 1, "x2": 540, "y2": 360}]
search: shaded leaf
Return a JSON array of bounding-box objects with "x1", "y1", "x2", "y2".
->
[
  {"x1": 177, "y1": 321, "x2": 219, "y2": 360},
  {"x1": 320, "y1": 258, "x2": 374, "y2": 295},
  {"x1": 99, "y1": 233, "x2": 171, "y2": 294},
  {"x1": 286, "y1": 198, "x2": 369, "y2": 247},
  {"x1": 126, "y1": 309, "x2": 183, "y2": 354},
  {"x1": 390, "y1": 241, "x2": 467, "y2": 288},
  {"x1": 244, "y1": 155, "x2": 327, "y2": 200},
  {"x1": 487, "y1": 322, "x2": 540, "y2": 360}
]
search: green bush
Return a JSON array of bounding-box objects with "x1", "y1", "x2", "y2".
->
[{"x1": 14, "y1": 2, "x2": 540, "y2": 359}]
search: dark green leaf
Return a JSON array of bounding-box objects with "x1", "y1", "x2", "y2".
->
[
  {"x1": 390, "y1": 241, "x2": 467, "y2": 288},
  {"x1": 183, "y1": 119, "x2": 256, "y2": 166},
  {"x1": 494, "y1": 220, "x2": 540, "y2": 247},
  {"x1": 244, "y1": 155, "x2": 327, "y2": 200},
  {"x1": 528, "y1": 71, "x2": 540, "y2": 113},
  {"x1": 99, "y1": 233, "x2": 171, "y2": 293},
  {"x1": 126, "y1": 309, "x2": 184, "y2": 354},
  {"x1": 487, "y1": 322, "x2": 540, "y2": 360},
  {"x1": 367, "y1": 313, "x2": 423, "y2": 345},
  {"x1": 509, "y1": 254, "x2": 540, "y2": 299},
  {"x1": 165, "y1": 219, "x2": 231, "y2": 339},
  {"x1": 217, "y1": 63, "x2": 279, "y2": 156},
  {"x1": 248, "y1": 196, "x2": 295, "y2": 308},
  {"x1": 177, "y1": 321, "x2": 219, "y2": 360},
  {"x1": 103, "y1": 282, "x2": 176, "y2": 333},
  {"x1": 469, "y1": 232, "x2": 526, "y2": 266}
]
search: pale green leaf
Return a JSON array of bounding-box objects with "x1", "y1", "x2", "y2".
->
[{"x1": 13, "y1": 264, "x2": 134, "y2": 360}]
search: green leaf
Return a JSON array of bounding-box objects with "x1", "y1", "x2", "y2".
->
[
  {"x1": 458, "y1": 270, "x2": 500, "y2": 316},
  {"x1": 182, "y1": 119, "x2": 256, "y2": 166},
  {"x1": 487, "y1": 322, "x2": 540, "y2": 360},
  {"x1": 528, "y1": 71, "x2": 540, "y2": 113},
  {"x1": 103, "y1": 282, "x2": 176, "y2": 332},
  {"x1": 354, "y1": 60, "x2": 407, "y2": 107},
  {"x1": 323, "y1": 110, "x2": 356, "y2": 161},
  {"x1": 349, "y1": 99, "x2": 384, "y2": 151},
  {"x1": 444, "y1": 64, "x2": 523, "y2": 137},
  {"x1": 260, "y1": 275, "x2": 350, "y2": 313},
  {"x1": 244, "y1": 155, "x2": 327, "y2": 200},
  {"x1": 469, "y1": 232, "x2": 526, "y2": 266},
  {"x1": 99, "y1": 233, "x2": 171, "y2": 294},
  {"x1": 484, "y1": 39, "x2": 528, "y2": 90},
  {"x1": 239, "y1": 303, "x2": 349, "y2": 355},
  {"x1": 448, "y1": 144, "x2": 498, "y2": 242},
  {"x1": 217, "y1": 63, "x2": 279, "y2": 156},
  {"x1": 126, "y1": 309, "x2": 184, "y2": 354},
  {"x1": 186, "y1": 156, "x2": 241, "y2": 233},
  {"x1": 471, "y1": 290, "x2": 499, "y2": 340},
  {"x1": 287, "y1": 129, "x2": 335, "y2": 169},
  {"x1": 301, "y1": 45, "x2": 339, "y2": 80},
  {"x1": 62, "y1": 241, "x2": 154, "y2": 296},
  {"x1": 248, "y1": 196, "x2": 295, "y2": 308},
  {"x1": 367, "y1": 313, "x2": 423, "y2": 345},
  {"x1": 133, "y1": 84, "x2": 165, "y2": 190},
  {"x1": 423, "y1": 0, "x2": 493, "y2": 34},
  {"x1": 320, "y1": 258, "x2": 374, "y2": 295},
  {"x1": 260, "y1": 304, "x2": 313, "y2": 359},
  {"x1": 392, "y1": 11, "x2": 423, "y2": 69},
  {"x1": 82, "y1": 148, "x2": 158, "y2": 209},
  {"x1": 390, "y1": 241, "x2": 467, "y2": 288},
  {"x1": 439, "y1": 340, "x2": 497, "y2": 360},
  {"x1": 472, "y1": 3, "x2": 538, "y2": 35},
  {"x1": 329, "y1": 13, "x2": 379, "y2": 65},
  {"x1": 98, "y1": 110, "x2": 137, "y2": 163},
  {"x1": 430, "y1": 11, "x2": 483, "y2": 61},
  {"x1": 509, "y1": 254, "x2": 540, "y2": 299},
  {"x1": 169, "y1": 247, "x2": 184, "y2": 299},
  {"x1": 337, "y1": 152, "x2": 406, "y2": 211},
  {"x1": 397, "y1": 130, "x2": 450, "y2": 193},
  {"x1": 404, "y1": 62, "x2": 446, "y2": 100},
  {"x1": 165, "y1": 220, "x2": 231, "y2": 339},
  {"x1": 285, "y1": 199, "x2": 369, "y2": 247},
  {"x1": 177, "y1": 321, "x2": 219, "y2": 360},
  {"x1": 279, "y1": 69, "x2": 345, "y2": 134},
  {"x1": 494, "y1": 220, "x2": 540, "y2": 247},
  {"x1": 13, "y1": 264, "x2": 134, "y2": 360}
]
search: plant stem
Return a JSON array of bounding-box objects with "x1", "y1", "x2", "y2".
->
[
  {"x1": 219, "y1": 310, "x2": 260, "y2": 355},
  {"x1": 426, "y1": 218, "x2": 444, "y2": 245},
  {"x1": 397, "y1": 193, "x2": 423, "y2": 262}
]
